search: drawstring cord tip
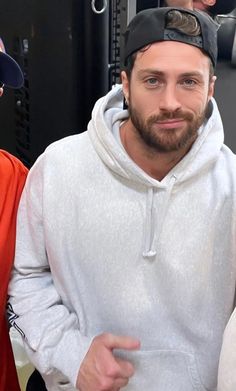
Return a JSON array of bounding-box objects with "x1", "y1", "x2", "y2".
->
[{"x1": 142, "y1": 250, "x2": 157, "y2": 258}]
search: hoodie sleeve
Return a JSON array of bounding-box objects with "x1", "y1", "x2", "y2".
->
[
  {"x1": 218, "y1": 308, "x2": 236, "y2": 391},
  {"x1": 8, "y1": 154, "x2": 93, "y2": 388}
]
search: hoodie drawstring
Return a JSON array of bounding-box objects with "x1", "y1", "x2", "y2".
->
[
  {"x1": 142, "y1": 175, "x2": 177, "y2": 259},
  {"x1": 142, "y1": 187, "x2": 156, "y2": 258}
]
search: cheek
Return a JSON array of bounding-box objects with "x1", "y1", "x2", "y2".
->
[
  {"x1": 180, "y1": 88, "x2": 209, "y2": 113},
  {"x1": 131, "y1": 91, "x2": 156, "y2": 114}
]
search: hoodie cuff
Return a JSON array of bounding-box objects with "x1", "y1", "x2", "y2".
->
[{"x1": 51, "y1": 330, "x2": 94, "y2": 387}]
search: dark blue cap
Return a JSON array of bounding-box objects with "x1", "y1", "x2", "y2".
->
[{"x1": 0, "y1": 38, "x2": 24, "y2": 88}]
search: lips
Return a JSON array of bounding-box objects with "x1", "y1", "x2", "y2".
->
[{"x1": 155, "y1": 119, "x2": 185, "y2": 129}]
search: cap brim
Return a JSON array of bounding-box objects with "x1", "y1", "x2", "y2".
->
[{"x1": 0, "y1": 51, "x2": 24, "y2": 88}]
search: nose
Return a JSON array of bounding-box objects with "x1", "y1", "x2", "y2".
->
[{"x1": 159, "y1": 84, "x2": 182, "y2": 113}]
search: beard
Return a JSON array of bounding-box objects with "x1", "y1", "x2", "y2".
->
[{"x1": 128, "y1": 102, "x2": 207, "y2": 153}]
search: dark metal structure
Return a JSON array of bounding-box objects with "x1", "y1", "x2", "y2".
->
[{"x1": 0, "y1": 0, "x2": 109, "y2": 167}]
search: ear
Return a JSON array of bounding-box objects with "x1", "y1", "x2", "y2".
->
[
  {"x1": 121, "y1": 71, "x2": 129, "y2": 104},
  {"x1": 202, "y1": 0, "x2": 216, "y2": 6},
  {"x1": 208, "y1": 75, "x2": 216, "y2": 101},
  {"x1": 0, "y1": 88, "x2": 4, "y2": 97}
]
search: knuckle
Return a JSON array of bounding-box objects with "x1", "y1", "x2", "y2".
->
[
  {"x1": 104, "y1": 332, "x2": 113, "y2": 341},
  {"x1": 126, "y1": 362, "x2": 135, "y2": 377},
  {"x1": 99, "y1": 377, "x2": 113, "y2": 390},
  {"x1": 94, "y1": 334, "x2": 103, "y2": 342},
  {"x1": 106, "y1": 363, "x2": 120, "y2": 378},
  {"x1": 120, "y1": 377, "x2": 129, "y2": 387},
  {"x1": 98, "y1": 332, "x2": 112, "y2": 341},
  {"x1": 93, "y1": 333, "x2": 107, "y2": 347}
]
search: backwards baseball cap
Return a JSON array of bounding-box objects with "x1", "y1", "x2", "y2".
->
[
  {"x1": 123, "y1": 7, "x2": 219, "y2": 68},
  {"x1": 0, "y1": 38, "x2": 24, "y2": 88}
]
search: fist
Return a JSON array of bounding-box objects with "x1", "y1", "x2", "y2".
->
[{"x1": 76, "y1": 333, "x2": 140, "y2": 391}]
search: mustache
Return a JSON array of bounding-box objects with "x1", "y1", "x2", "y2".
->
[{"x1": 148, "y1": 111, "x2": 194, "y2": 123}]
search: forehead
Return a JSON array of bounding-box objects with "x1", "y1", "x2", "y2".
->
[{"x1": 133, "y1": 41, "x2": 210, "y2": 73}]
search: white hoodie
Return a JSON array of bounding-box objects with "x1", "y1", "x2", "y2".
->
[{"x1": 8, "y1": 85, "x2": 236, "y2": 391}]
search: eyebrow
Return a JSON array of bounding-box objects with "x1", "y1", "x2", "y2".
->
[
  {"x1": 136, "y1": 69, "x2": 165, "y2": 78},
  {"x1": 136, "y1": 69, "x2": 204, "y2": 79}
]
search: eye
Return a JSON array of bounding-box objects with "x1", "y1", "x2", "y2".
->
[
  {"x1": 182, "y1": 79, "x2": 197, "y2": 88},
  {"x1": 145, "y1": 77, "x2": 160, "y2": 87}
]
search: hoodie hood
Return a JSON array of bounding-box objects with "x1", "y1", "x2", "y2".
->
[
  {"x1": 88, "y1": 84, "x2": 224, "y2": 189},
  {"x1": 88, "y1": 84, "x2": 224, "y2": 258}
]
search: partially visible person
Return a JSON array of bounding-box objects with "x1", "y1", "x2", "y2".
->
[
  {"x1": 163, "y1": 0, "x2": 195, "y2": 8},
  {"x1": 192, "y1": 0, "x2": 216, "y2": 11},
  {"x1": 164, "y1": 0, "x2": 216, "y2": 11},
  {"x1": 164, "y1": 0, "x2": 236, "y2": 15},
  {"x1": 202, "y1": 0, "x2": 236, "y2": 15},
  {"x1": 0, "y1": 37, "x2": 27, "y2": 391}
]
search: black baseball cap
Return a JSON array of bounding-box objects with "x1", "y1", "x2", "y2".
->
[
  {"x1": 123, "y1": 7, "x2": 219, "y2": 67},
  {"x1": 0, "y1": 38, "x2": 24, "y2": 88}
]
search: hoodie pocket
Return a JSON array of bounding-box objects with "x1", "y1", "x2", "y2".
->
[
  {"x1": 57, "y1": 381, "x2": 75, "y2": 390},
  {"x1": 115, "y1": 349, "x2": 207, "y2": 391},
  {"x1": 44, "y1": 371, "x2": 76, "y2": 391}
]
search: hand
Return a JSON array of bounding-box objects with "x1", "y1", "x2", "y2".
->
[{"x1": 76, "y1": 333, "x2": 140, "y2": 391}]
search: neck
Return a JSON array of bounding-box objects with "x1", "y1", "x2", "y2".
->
[{"x1": 120, "y1": 119, "x2": 195, "y2": 181}]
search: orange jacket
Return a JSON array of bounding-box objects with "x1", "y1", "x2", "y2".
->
[{"x1": 0, "y1": 150, "x2": 27, "y2": 391}]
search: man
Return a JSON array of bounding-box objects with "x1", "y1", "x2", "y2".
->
[
  {"x1": 164, "y1": 0, "x2": 236, "y2": 14},
  {"x1": 198, "y1": 0, "x2": 236, "y2": 15},
  {"x1": 8, "y1": 7, "x2": 236, "y2": 391},
  {"x1": 164, "y1": 0, "x2": 199, "y2": 9},
  {"x1": 0, "y1": 38, "x2": 27, "y2": 390}
]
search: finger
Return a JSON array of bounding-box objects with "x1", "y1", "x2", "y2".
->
[
  {"x1": 96, "y1": 374, "x2": 129, "y2": 391},
  {"x1": 103, "y1": 356, "x2": 134, "y2": 379},
  {"x1": 110, "y1": 376, "x2": 130, "y2": 390},
  {"x1": 103, "y1": 334, "x2": 140, "y2": 351},
  {"x1": 115, "y1": 357, "x2": 135, "y2": 378}
]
